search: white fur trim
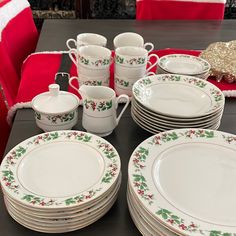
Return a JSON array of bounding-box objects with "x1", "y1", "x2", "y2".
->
[
  {"x1": 23, "y1": 51, "x2": 70, "y2": 64},
  {"x1": 7, "y1": 102, "x2": 32, "y2": 125},
  {"x1": 137, "y1": 0, "x2": 226, "y2": 3},
  {"x1": 0, "y1": 0, "x2": 30, "y2": 41},
  {"x1": 223, "y1": 90, "x2": 236, "y2": 97}
]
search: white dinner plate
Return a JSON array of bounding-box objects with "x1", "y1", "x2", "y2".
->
[
  {"x1": 3, "y1": 174, "x2": 121, "y2": 221},
  {"x1": 2, "y1": 173, "x2": 121, "y2": 215},
  {"x1": 133, "y1": 97, "x2": 224, "y2": 123},
  {"x1": 129, "y1": 129, "x2": 236, "y2": 235},
  {"x1": 127, "y1": 185, "x2": 175, "y2": 236},
  {"x1": 0, "y1": 131, "x2": 121, "y2": 210},
  {"x1": 131, "y1": 109, "x2": 220, "y2": 135},
  {"x1": 132, "y1": 74, "x2": 224, "y2": 118},
  {"x1": 132, "y1": 101, "x2": 222, "y2": 128},
  {"x1": 158, "y1": 54, "x2": 210, "y2": 75},
  {"x1": 6, "y1": 196, "x2": 117, "y2": 234}
]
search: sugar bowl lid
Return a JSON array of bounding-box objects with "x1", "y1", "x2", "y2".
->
[{"x1": 32, "y1": 84, "x2": 79, "y2": 114}]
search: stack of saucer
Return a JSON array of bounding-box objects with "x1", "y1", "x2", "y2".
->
[
  {"x1": 0, "y1": 131, "x2": 121, "y2": 233},
  {"x1": 131, "y1": 74, "x2": 225, "y2": 134},
  {"x1": 128, "y1": 128, "x2": 236, "y2": 236},
  {"x1": 157, "y1": 54, "x2": 211, "y2": 80}
]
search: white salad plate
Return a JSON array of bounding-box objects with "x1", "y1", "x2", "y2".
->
[
  {"x1": 132, "y1": 74, "x2": 224, "y2": 118},
  {"x1": 128, "y1": 129, "x2": 236, "y2": 236},
  {"x1": 157, "y1": 65, "x2": 210, "y2": 80},
  {"x1": 158, "y1": 54, "x2": 210, "y2": 75}
]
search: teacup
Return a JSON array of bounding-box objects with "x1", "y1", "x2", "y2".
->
[
  {"x1": 79, "y1": 85, "x2": 130, "y2": 137},
  {"x1": 66, "y1": 33, "x2": 107, "y2": 50},
  {"x1": 69, "y1": 45, "x2": 112, "y2": 77},
  {"x1": 113, "y1": 32, "x2": 154, "y2": 52},
  {"x1": 114, "y1": 72, "x2": 155, "y2": 97},
  {"x1": 78, "y1": 64, "x2": 110, "y2": 77},
  {"x1": 69, "y1": 75, "x2": 109, "y2": 89},
  {"x1": 115, "y1": 46, "x2": 159, "y2": 78}
]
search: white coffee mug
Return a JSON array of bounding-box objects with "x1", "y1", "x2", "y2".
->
[
  {"x1": 69, "y1": 45, "x2": 112, "y2": 77},
  {"x1": 115, "y1": 46, "x2": 159, "y2": 78},
  {"x1": 79, "y1": 85, "x2": 130, "y2": 137},
  {"x1": 114, "y1": 72, "x2": 155, "y2": 97},
  {"x1": 113, "y1": 32, "x2": 154, "y2": 52},
  {"x1": 66, "y1": 33, "x2": 107, "y2": 50},
  {"x1": 69, "y1": 75, "x2": 109, "y2": 89}
]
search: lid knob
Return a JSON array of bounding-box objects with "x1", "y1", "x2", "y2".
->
[{"x1": 49, "y1": 84, "x2": 60, "y2": 96}]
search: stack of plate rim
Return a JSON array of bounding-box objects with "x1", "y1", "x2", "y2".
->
[
  {"x1": 0, "y1": 130, "x2": 121, "y2": 233},
  {"x1": 127, "y1": 128, "x2": 236, "y2": 236},
  {"x1": 157, "y1": 54, "x2": 211, "y2": 80},
  {"x1": 131, "y1": 74, "x2": 225, "y2": 134}
]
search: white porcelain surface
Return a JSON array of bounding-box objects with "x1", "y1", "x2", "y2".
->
[
  {"x1": 133, "y1": 96, "x2": 224, "y2": 122},
  {"x1": 32, "y1": 84, "x2": 79, "y2": 114},
  {"x1": 132, "y1": 99, "x2": 223, "y2": 126},
  {"x1": 128, "y1": 129, "x2": 236, "y2": 235},
  {"x1": 66, "y1": 33, "x2": 107, "y2": 50},
  {"x1": 78, "y1": 64, "x2": 110, "y2": 77},
  {"x1": 32, "y1": 84, "x2": 79, "y2": 132},
  {"x1": 113, "y1": 32, "x2": 154, "y2": 52},
  {"x1": 0, "y1": 130, "x2": 121, "y2": 209},
  {"x1": 158, "y1": 54, "x2": 211, "y2": 75},
  {"x1": 17, "y1": 143, "x2": 104, "y2": 197},
  {"x1": 79, "y1": 85, "x2": 130, "y2": 137},
  {"x1": 132, "y1": 74, "x2": 224, "y2": 118},
  {"x1": 0, "y1": 130, "x2": 122, "y2": 233}
]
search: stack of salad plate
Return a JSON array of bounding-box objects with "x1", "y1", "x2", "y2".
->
[
  {"x1": 131, "y1": 74, "x2": 225, "y2": 134},
  {"x1": 128, "y1": 128, "x2": 236, "y2": 236},
  {"x1": 157, "y1": 54, "x2": 211, "y2": 80},
  {"x1": 0, "y1": 130, "x2": 121, "y2": 233}
]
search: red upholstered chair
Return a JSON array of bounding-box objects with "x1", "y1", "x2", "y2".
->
[
  {"x1": 136, "y1": 0, "x2": 226, "y2": 20},
  {"x1": 0, "y1": 0, "x2": 38, "y2": 160},
  {"x1": 0, "y1": 88, "x2": 10, "y2": 161}
]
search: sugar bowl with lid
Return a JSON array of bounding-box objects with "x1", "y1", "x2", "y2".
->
[{"x1": 32, "y1": 84, "x2": 79, "y2": 132}]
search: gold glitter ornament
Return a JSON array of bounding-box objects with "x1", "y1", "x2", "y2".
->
[{"x1": 200, "y1": 40, "x2": 236, "y2": 83}]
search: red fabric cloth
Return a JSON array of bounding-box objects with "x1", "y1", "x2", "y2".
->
[
  {"x1": 0, "y1": 43, "x2": 19, "y2": 107},
  {"x1": 16, "y1": 52, "x2": 115, "y2": 102},
  {"x1": 1, "y1": 7, "x2": 38, "y2": 77},
  {"x1": 14, "y1": 49, "x2": 236, "y2": 107},
  {"x1": 0, "y1": 91, "x2": 10, "y2": 161},
  {"x1": 0, "y1": 0, "x2": 11, "y2": 7},
  {"x1": 0, "y1": 1, "x2": 38, "y2": 107},
  {"x1": 136, "y1": 0, "x2": 225, "y2": 20}
]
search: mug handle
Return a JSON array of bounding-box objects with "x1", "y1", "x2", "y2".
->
[
  {"x1": 69, "y1": 76, "x2": 80, "y2": 93},
  {"x1": 66, "y1": 39, "x2": 76, "y2": 50},
  {"x1": 146, "y1": 71, "x2": 156, "y2": 76},
  {"x1": 146, "y1": 54, "x2": 159, "y2": 73},
  {"x1": 144, "y1": 42, "x2": 154, "y2": 53},
  {"x1": 68, "y1": 49, "x2": 78, "y2": 66},
  {"x1": 116, "y1": 94, "x2": 130, "y2": 125}
]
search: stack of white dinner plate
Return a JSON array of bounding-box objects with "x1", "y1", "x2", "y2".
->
[
  {"x1": 0, "y1": 130, "x2": 121, "y2": 233},
  {"x1": 128, "y1": 128, "x2": 236, "y2": 236},
  {"x1": 157, "y1": 54, "x2": 211, "y2": 79},
  {"x1": 131, "y1": 74, "x2": 225, "y2": 134}
]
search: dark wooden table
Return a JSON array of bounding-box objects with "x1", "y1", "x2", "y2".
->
[{"x1": 1, "y1": 20, "x2": 236, "y2": 236}]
